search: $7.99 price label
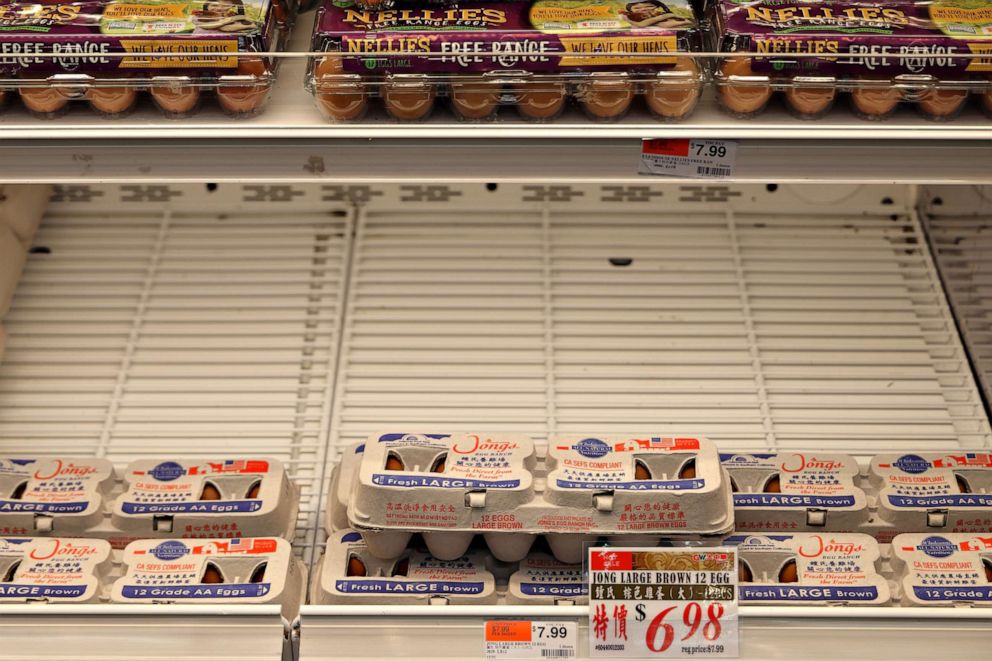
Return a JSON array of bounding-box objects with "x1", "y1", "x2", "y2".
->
[
  {"x1": 485, "y1": 620, "x2": 577, "y2": 660},
  {"x1": 588, "y1": 547, "x2": 739, "y2": 658}
]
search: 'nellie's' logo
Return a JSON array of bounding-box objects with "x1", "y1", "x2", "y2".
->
[{"x1": 342, "y1": 7, "x2": 508, "y2": 27}]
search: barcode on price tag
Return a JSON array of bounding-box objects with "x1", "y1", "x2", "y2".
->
[
  {"x1": 588, "y1": 547, "x2": 739, "y2": 658},
  {"x1": 485, "y1": 621, "x2": 577, "y2": 661},
  {"x1": 639, "y1": 139, "x2": 737, "y2": 179}
]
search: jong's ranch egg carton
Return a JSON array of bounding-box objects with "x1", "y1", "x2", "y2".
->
[
  {"x1": 725, "y1": 532, "x2": 890, "y2": 605},
  {"x1": 337, "y1": 433, "x2": 735, "y2": 564},
  {"x1": 890, "y1": 533, "x2": 992, "y2": 607},
  {"x1": 0, "y1": 457, "x2": 299, "y2": 547},
  {"x1": 112, "y1": 536, "x2": 306, "y2": 621},
  {"x1": 312, "y1": 528, "x2": 588, "y2": 605},
  {"x1": 0, "y1": 536, "x2": 114, "y2": 603}
]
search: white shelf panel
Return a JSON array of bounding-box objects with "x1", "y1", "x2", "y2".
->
[{"x1": 298, "y1": 605, "x2": 992, "y2": 661}]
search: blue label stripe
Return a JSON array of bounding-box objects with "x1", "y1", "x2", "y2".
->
[
  {"x1": 120, "y1": 500, "x2": 262, "y2": 514},
  {"x1": 0, "y1": 584, "x2": 88, "y2": 598},
  {"x1": 733, "y1": 494, "x2": 856, "y2": 508},
  {"x1": 0, "y1": 501, "x2": 90, "y2": 514},
  {"x1": 740, "y1": 585, "x2": 879, "y2": 601},
  {"x1": 334, "y1": 579, "x2": 485, "y2": 595},
  {"x1": 519, "y1": 583, "x2": 587, "y2": 597},
  {"x1": 887, "y1": 494, "x2": 992, "y2": 508},
  {"x1": 371, "y1": 475, "x2": 520, "y2": 489},
  {"x1": 120, "y1": 583, "x2": 271, "y2": 599},
  {"x1": 912, "y1": 586, "x2": 992, "y2": 601},
  {"x1": 555, "y1": 478, "x2": 704, "y2": 491}
]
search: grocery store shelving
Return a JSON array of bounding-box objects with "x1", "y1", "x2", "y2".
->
[{"x1": 0, "y1": 12, "x2": 988, "y2": 183}]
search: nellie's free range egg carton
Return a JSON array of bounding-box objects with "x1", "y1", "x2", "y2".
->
[
  {"x1": 870, "y1": 453, "x2": 992, "y2": 534},
  {"x1": 721, "y1": 453, "x2": 869, "y2": 531},
  {"x1": 0, "y1": 457, "x2": 299, "y2": 547},
  {"x1": 0, "y1": 536, "x2": 113, "y2": 603},
  {"x1": 890, "y1": 533, "x2": 992, "y2": 607},
  {"x1": 112, "y1": 536, "x2": 306, "y2": 621},
  {"x1": 726, "y1": 532, "x2": 890, "y2": 605},
  {"x1": 342, "y1": 433, "x2": 734, "y2": 563},
  {"x1": 312, "y1": 529, "x2": 497, "y2": 605}
]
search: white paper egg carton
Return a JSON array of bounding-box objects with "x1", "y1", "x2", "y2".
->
[
  {"x1": 726, "y1": 533, "x2": 890, "y2": 606},
  {"x1": 890, "y1": 533, "x2": 992, "y2": 607},
  {"x1": 0, "y1": 457, "x2": 299, "y2": 548},
  {"x1": 0, "y1": 536, "x2": 114, "y2": 603},
  {"x1": 340, "y1": 433, "x2": 735, "y2": 564},
  {"x1": 506, "y1": 553, "x2": 587, "y2": 605},
  {"x1": 112, "y1": 536, "x2": 306, "y2": 621}
]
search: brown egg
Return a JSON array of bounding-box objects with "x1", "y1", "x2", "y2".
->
[
  {"x1": 778, "y1": 559, "x2": 798, "y2": 583},
  {"x1": 517, "y1": 79, "x2": 566, "y2": 120},
  {"x1": 392, "y1": 557, "x2": 409, "y2": 577},
  {"x1": 19, "y1": 86, "x2": 69, "y2": 115},
  {"x1": 955, "y1": 474, "x2": 971, "y2": 494},
  {"x1": 385, "y1": 455, "x2": 405, "y2": 471},
  {"x1": 918, "y1": 88, "x2": 967, "y2": 119},
  {"x1": 202, "y1": 564, "x2": 224, "y2": 583},
  {"x1": 383, "y1": 79, "x2": 435, "y2": 121},
  {"x1": 246, "y1": 481, "x2": 261, "y2": 499},
  {"x1": 579, "y1": 74, "x2": 633, "y2": 120},
  {"x1": 785, "y1": 85, "x2": 836, "y2": 117},
  {"x1": 217, "y1": 57, "x2": 271, "y2": 114},
  {"x1": 450, "y1": 77, "x2": 501, "y2": 120},
  {"x1": 347, "y1": 556, "x2": 367, "y2": 577},
  {"x1": 850, "y1": 84, "x2": 901, "y2": 118},
  {"x1": 717, "y1": 58, "x2": 771, "y2": 115},
  {"x1": 738, "y1": 560, "x2": 752, "y2": 583},
  {"x1": 679, "y1": 460, "x2": 696, "y2": 480},
  {"x1": 430, "y1": 455, "x2": 446, "y2": 473},
  {"x1": 634, "y1": 461, "x2": 652, "y2": 480},
  {"x1": 645, "y1": 57, "x2": 701, "y2": 120},
  {"x1": 87, "y1": 83, "x2": 137, "y2": 115},
  {"x1": 200, "y1": 483, "x2": 222, "y2": 500},
  {"x1": 249, "y1": 563, "x2": 267, "y2": 583},
  {"x1": 314, "y1": 55, "x2": 367, "y2": 122},
  {"x1": 10, "y1": 481, "x2": 27, "y2": 499},
  {"x1": 764, "y1": 475, "x2": 781, "y2": 493},
  {"x1": 984, "y1": 560, "x2": 992, "y2": 583},
  {"x1": 151, "y1": 85, "x2": 200, "y2": 116}
]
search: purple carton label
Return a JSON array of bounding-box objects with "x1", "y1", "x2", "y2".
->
[
  {"x1": 314, "y1": 0, "x2": 701, "y2": 74},
  {"x1": 120, "y1": 582, "x2": 272, "y2": 598},
  {"x1": 717, "y1": 1, "x2": 992, "y2": 78},
  {"x1": 0, "y1": 583, "x2": 90, "y2": 599},
  {"x1": 740, "y1": 584, "x2": 880, "y2": 601},
  {"x1": 334, "y1": 579, "x2": 486, "y2": 594}
]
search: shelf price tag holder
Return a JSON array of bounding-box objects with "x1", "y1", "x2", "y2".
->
[
  {"x1": 484, "y1": 620, "x2": 578, "y2": 661},
  {"x1": 639, "y1": 139, "x2": 737, "y2": 179},
  {"x1": 588, "y1": 547, "x2": 739, "y2": 658}
]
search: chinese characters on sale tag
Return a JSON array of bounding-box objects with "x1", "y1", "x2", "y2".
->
[{"x1": 588, "y1": 547, "x2": 739, "y2": 658}]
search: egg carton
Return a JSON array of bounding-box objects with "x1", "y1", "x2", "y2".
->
[
  {"x1": 112, "y1": 536, "x2": 306, "y2": 622},
  {"x1": 506, "y1": 553, "x2": 587, "y2": 605},
  {"x1": 890, "y1": 533, "x2": 992, "y2": 607},
  {"x1": 0, "y1": 0, "x2": 294, "y2": 119},
  {"x1": 725, "y1": 533, "x2": 890, "y2": 605},
  {"x1": 0, "y1": 225, "x2": 27, "y2": 318},
  {"x1": 0, "y1": 185, "x2": 51, "y2": 249},
  {"x1": 869, "y1": 452, "x2": 992, "y2": 535},
  {"x1": 722, "y1": 453, "x2": 870, "y2": 532},
  {"x1": 312, "y1": 529, "x2": 498, "y2": 605},
  {"x1": 713, "y1": 0, "x2": 992, "y2": 121},
  {"x1": 307, "y1": 0, "x2": 706, "y2": 123},
  {"x1": 339, "y1": 433, "x2": 734, "y2": 563},
  {"x1": 0, "y1": 537, "x2": 114, "y2": 603},
  {"x1": 0, "y1": 457, "x2": 300, "y2": 548}
]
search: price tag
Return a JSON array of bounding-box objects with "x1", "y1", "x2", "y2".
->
[
  {"x1": 639, "y1": 139, "x2": 737, "y2": 179},
  {"x1": 588, "y1": 547, "x2": 738, "y2": 658},
  {"x1": 485, "y1": 620, "x2": 577, "y2": 661}
]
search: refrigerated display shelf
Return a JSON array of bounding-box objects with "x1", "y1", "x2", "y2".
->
[{"x1": 1, "y1": 183, "x2": 991, "y2": 660}]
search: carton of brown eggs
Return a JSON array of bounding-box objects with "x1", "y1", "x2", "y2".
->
[
  {"x1": 890, "y1": 533, "x2": 992, "y2": 606},
  {"x1": 506, "y1": 553, "x2": 587, "y2": 605},
  {"x1": 0, "y1": 537, "x2": 113, "y2": 603},
  {"x1": 111, "y1": 536, "x2": 305, "y2": 621},
  {"x1": 869, "y1": 453, "x2": 992, "y2": 535},
  {"x1": 312, "y1": 529, "x2": 497, "y2": 605},
  {"x1": 344, "y1": 433, "x2": 734, "y2": 564},
  {"x1": 721, "y1": 453, "x2": 869, "y2": 532},
  {"x1": 0, "y1": 458, "x2": 116, "y2": 536},
  {"x1": 726, "y1": 532, "x2": 890, "y2": 605}
]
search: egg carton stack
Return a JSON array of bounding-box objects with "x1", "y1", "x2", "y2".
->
[
  {"x1": 306, "y1": 0, "x2": 708, "y2": 123},
  {"x1": 0, "y1": 0, "x2": 295, "y2": 119},
  {"x1": 0, "y1": 185, "x2": 49, "y2": 365},
  {"x1": 721, "y1": 451, "x2": 992, "y2": 543},
  {"x1": 713, "y1": 0, "x2": 992, "y2": 121},
  {"x1": 0, "y1": 535, "x2": 305, "y2": 620},
  {"x1": 0, "y1": 457, "x2": 299, "y2": 548},
  {"x1": 314, "y1": 432, "x2": 735, "y2": 605}
]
